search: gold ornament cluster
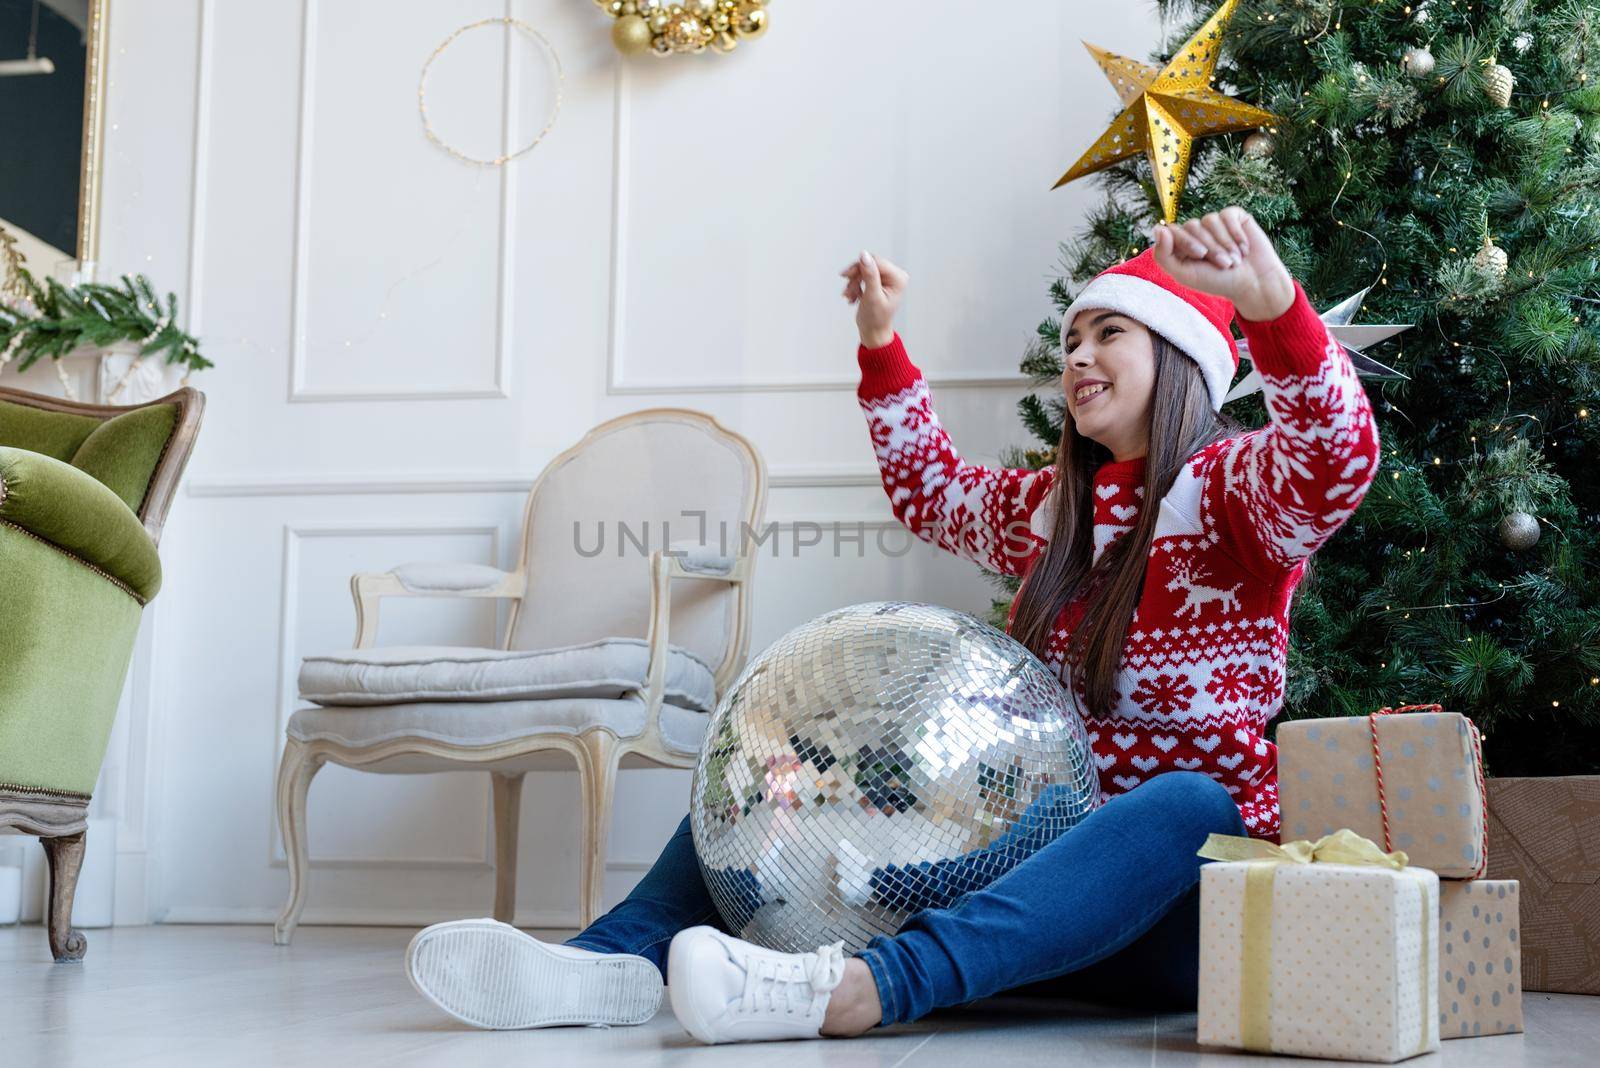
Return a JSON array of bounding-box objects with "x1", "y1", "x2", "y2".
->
[{"x1": 595, "y1": 0, "x2": 770, "y2": 57}]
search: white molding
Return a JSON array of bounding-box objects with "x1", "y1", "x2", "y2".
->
[
  {"x1": 600, "y1": 60, "x2": 1029, "y2": 396},
  {"x1": 602, "y1": 59, "x2": 630, "y2": 397},
  {"x1": 160, "y1": 906, "x2": 583, "y2": 928},
  {"x1": 162, "y1": 856, "x2": 659, "y2": 929},
  {"x1": 608, "y1": 370, "x2": 1033, "y2": 395},
  {"x1": 187, "y1": 464, "x2": 883, "y2": 497},
  {"x1": 765, "y1": 516, "x2": 901, "y2": 529},
  {"x1": 271, "y1": 521, "x2": 504, "y2": 870},
  {"x1": 770, "y1": 465, "x2": 881, "y2": 489},
  {"x1": 290, "y1": 383, "x2": 512, "y2": 403},
  {"x1": 113, "y1": 848, "x2": 149, "y2": 927},
  {"x1": 267, "y1": 855, "x2": 490, "y2": 873},
  {"x1": 106, "y1": 598, "x2": 164, "y2": 923},
  {"x1": 189, "y1": 473, "x2": 537, "y2": 497},
  {"x1": 184, "y1": 0, "x2": 214, "y2": 336},
  {"x1": 285, "y1": 0, "x2": 511, "y2": 403}
]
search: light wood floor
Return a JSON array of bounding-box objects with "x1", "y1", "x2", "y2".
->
[{"x1": 4, "y1": 923, "x2": 1591, "y2": 1067}]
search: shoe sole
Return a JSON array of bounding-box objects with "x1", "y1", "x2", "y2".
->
[{"x1": 406, "y1": 920, "x2": 662, "y2": 1029}]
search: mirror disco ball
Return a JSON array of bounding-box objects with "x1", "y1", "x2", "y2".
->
[{"x1": 689, "y1": 600, "x2": 1098, "y2": 955}]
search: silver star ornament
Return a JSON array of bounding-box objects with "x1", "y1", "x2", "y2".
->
[{"x1": 1224, "y1": 286, "x2": 1411, "y2": 404}]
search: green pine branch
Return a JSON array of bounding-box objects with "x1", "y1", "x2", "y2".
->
[{"x1": 0, "y1": 258, "x2": 210, "y2": 376}]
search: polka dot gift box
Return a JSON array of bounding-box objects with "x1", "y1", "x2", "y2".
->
[
  {"x1": 1277, "y1": 706, "x2": 1487, "y2": 879},
  {"x1": 1438, "y1": 879, "x2": 1524, "y2": 1039},
  {"x1": 1197, "y1": 831, "x2": 1440, "y2": 1063}
]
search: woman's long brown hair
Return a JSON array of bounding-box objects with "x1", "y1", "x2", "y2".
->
[{"x1": 1008, "y1": 332, "x2": 1236, "y2": 717}]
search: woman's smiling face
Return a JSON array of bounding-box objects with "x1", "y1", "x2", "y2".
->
[{"x1": 1063, "y1": 309, "x2": 1157, "y2": 461}]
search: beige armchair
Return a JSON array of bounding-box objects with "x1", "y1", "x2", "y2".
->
[{"x1": 273, "y1": 408, "x2": 766, "y2": 944}]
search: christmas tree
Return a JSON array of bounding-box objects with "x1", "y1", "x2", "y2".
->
[{"x1": 998, "y1": 0, "x2": 1600, "y2": 774}]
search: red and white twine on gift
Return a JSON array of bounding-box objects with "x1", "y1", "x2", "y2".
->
[{"x1": 1366, "y1": 703, "x2": 1489, "y2": 878}]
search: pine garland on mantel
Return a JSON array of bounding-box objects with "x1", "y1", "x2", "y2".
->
[{"x1": 1, "y1": 238, "x2": 209, "y2": 382}]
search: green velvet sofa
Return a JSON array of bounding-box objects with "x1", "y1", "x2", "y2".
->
[{"x1": 0, "y1": 382, "x2": 203, "y2": 961}]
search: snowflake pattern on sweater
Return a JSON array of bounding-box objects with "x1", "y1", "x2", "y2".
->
[{"x1": 856, "y1": 283, "x2": 1379, "y2": 839}]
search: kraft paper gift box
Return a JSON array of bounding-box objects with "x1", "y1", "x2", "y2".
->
[
  {"x1": 1438, "y1": 879, "x2": 1523, "y2": 1039},
  {"x1": 1486, "y1": 775, "x2": 1600, "y2": 994},
  {"x1": 1197, "y1": 832, "x2": 1440, "y2": 1064},
  {"x1": 1278, "y1": 708, "x2": 1487, "y2": 878}
]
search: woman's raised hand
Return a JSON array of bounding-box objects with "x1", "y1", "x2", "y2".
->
[
  {"x1": 1151, "y1": 206, "x2": 1296, "y2": 322},
  {"x1": 840, "y1": 250, "x2": 907, "y2": 349}
]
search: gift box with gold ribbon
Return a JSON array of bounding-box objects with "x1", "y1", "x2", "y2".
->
[
  {"x1": 1197, "y1": 830, "x2": 1440, "y2": 1063},
  {"x1": 1278, "y1": 704, "x2": 1488, "y2": 879}
]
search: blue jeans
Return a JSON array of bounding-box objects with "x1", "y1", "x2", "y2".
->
[{"x1": 566, "y1": 770, "x2": 1246, "y2": 1027}]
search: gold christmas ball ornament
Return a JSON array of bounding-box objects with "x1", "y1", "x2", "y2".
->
[
  {"x1": 611, "y1": 14, "x2": 654, "y2": 55},
  {"x1": 1498, "y1": 510, "x2": 1540, "y2": 550},
  {"x1": 734, "y1": 3, "x2": 769, "y2": 38},
  {"x1": 1473, "y1": 234, "x2": 1509, "y2": 286},
  {"x1": 1402, "y1": 47, "x2": 1435, "y2": 79},
  {"x1": 665, "y1": 11, "x2": 712, "y2": 52},
  {"x1": 1483, "y1": 62, "x2": 1515, "y2": 108},
  {"x1": 1242, "y1": 131, "x2": 1276, "y2": 158},
  {"x1": 597, "y1": 0, "x2": 771, "y2": 56}
]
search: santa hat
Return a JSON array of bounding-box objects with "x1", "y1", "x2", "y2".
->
[{"x1": 1060, "y1": 247, "x2": 1239, "y2": 411}]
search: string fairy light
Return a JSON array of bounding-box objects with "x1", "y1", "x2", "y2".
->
[
  {"x1": 418, "y1": 17, "x2": 565, "y2": 167},
  {"x1": 1375, "y1": 577, "x2": 1540, "y2": 617}
]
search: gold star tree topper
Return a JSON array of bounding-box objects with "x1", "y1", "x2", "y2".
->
[{"x1": 1053, "y1": 0, "x2": 1278, "y2": 222}]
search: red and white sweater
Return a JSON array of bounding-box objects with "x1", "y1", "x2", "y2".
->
[{"x1": 856, "y1": 283, "x2": 1379, "y2": 839}]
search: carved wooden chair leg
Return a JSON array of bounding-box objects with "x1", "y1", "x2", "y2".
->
[
  {"x1": 491, "y1": 771, "x2": 525, "y2": 924},
  {"x1": 43, "y1": 831, "x2": 88, "y2": 962},
  {"x1": 576, "y1": 730, "x2": 622, "y2": 930},
  {"x1": 274, "y1": 738, "x2": 324, "y2": 945}
]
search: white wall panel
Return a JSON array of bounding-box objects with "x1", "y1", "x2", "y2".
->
[
  {"x1": 273, "y1": 524, "x2": 502, "y2": 866},
  {"x1": 290, "y1": 0, "x2": 531, "y2": 400},
  {"x1": 608, "y1": 2, "x2": 1087, "y2": 393},
  {"x1": 76, "y1": 0, "x2": 1169, "y2": 925}
]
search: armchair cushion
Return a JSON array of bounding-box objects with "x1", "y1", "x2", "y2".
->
[
  {"x1": 391, "y1": 561, "x2": 517, "y2": 593},
  {"x1": 0, "y1": 397, "x2": 103, "y2": 460},
  {"x1": 298, "y1": 637, "x2": 717, "y2": 712},
  {"x1": 68, "y1": 400, "x2": 180, "y2": 513},
  {"x1": 666, "y1": 541, "x2": 736, "y2": 576},
  {"x1": 286, "y1": 696, "x2": 710, "y2": 757},
  {"x1": 0, "y1": 446, "x2": 162, "y2": 602}
]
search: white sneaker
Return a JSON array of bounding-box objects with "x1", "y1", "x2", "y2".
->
[
  {"x1": 405, "y1": 918, "x2": 662, "y2": 1029},
  {"x1": 667, "y1": 926, "x2": 846, "y2": 1044}
]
